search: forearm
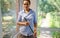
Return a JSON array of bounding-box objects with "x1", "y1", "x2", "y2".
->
[
  {"x1": 34, "y1": 23, "x2": 37, "y2": 37},
  {"x1": 34, "y1": 27, "x2": 37, "y2": 33},
  {"x1": 16, "y1": 22, "x2": 26, "y2": 32},
  {"x1": 34, "y1": 23, "x2": 37, "y2": 32},
  {"x1": 17, "y1": 22, "x2": 25, "y2": 25},
  {"x1": 17, "y1": 22, "x2": 29, "y2": 26},
  {"x1": 16, "y1": 25, "x2": 19, "y2": 32}
]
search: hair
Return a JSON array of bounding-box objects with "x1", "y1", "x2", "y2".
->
[{"x1": 23, "y1": 0, "x2": 31, "y2": 4}]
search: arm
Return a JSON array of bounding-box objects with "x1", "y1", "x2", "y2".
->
[
  {"x1": 16, "y1": 24, "x2": 19, "y2": 32},
  {"x1": 16, "y1": 21, "x2": 30, "y2": 32},
  {"x1": 17, "y1": 21, "x2": 30, "y2": 26},
  {"x1": 34, "y1": 23, "x2": 37, "y2": 38},
  {"x1": 33, "y1": 12, "x2": 37, "y2": 38},
  {"x1": 16, "y1": 12, "x2": 30, "y2": 32},
  {"x1": 16, "y1": 12, "x2": 29, "y2": 32}
]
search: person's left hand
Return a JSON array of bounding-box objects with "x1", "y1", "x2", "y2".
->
[{"x1": 33, "y1": 31, "x2": 37, "y2": 38}]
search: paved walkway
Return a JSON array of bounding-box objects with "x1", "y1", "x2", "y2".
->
[
  {"x1": 39, "y1": 18, "x2": 52, "y2": 38},
  {"x1": 40, "y1": 28, "x2": 52, "y2": 38}
]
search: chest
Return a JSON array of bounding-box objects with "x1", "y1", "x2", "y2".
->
[{"x1": 21, "y1": 13, "x2": 34, "y2": 21}]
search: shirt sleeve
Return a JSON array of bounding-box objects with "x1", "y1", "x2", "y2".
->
[
  {"x1": 17, "y1": 12, "x2": 22, "y2": 22},
  {"x1": 33, "y1": 12, "x2": 37, "y2": 24}
]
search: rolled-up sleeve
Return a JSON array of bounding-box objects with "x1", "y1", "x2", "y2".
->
[
  {"x1": 17, "y1": 12, "x2": 22, "y2": 22},
  {"x1": 33, "y1": 12, "x2": 37, "y2": 24}
]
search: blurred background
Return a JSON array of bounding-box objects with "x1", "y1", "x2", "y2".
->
[
  {"x1": 1, "y1": 0, "x2": 60, "y2": 38},
  {"x1": 1, "y1": 0, "x2": 16, "y2": 38},
  {"x1": 37, "y1": 0, "x2": 60, "y2": 38}
]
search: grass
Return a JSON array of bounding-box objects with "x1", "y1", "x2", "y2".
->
[{"x1": 51, "y1": 31, "x2": 60, "y2": 38}]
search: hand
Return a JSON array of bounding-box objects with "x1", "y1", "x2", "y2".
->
[
  {"x1": 24, "y1": 22, "x2": 30, "y2": 26},
  {"x1": 33, "y1": 31, "x2": 37, "y2": 38}
]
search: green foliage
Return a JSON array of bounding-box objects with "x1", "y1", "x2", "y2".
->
[
  {"x1": 1, "y1": 0, "x2": 12, "y2": 14},
  {"x1": 52, "y1": 31, "x2": 60, "y2": 38},
  {"x1": 38, "y1": 0, "x2": 59, "y2": 13},
  {"x1": 38, "y1": 0, "x2": 60, "y2": 38},
  {"x1": 38, "y1": 0, "x2": 60, "y2": 28}
]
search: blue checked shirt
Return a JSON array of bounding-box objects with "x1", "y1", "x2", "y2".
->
[{"x1": 17, "y1": 9, "x2": 37, "y2": 36}]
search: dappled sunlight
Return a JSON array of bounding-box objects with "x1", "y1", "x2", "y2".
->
[
  {"x1": 37, "y1": 0, "x2": 60, "y2": 38},
  {"x1": 3, "y1": 16, "x2": 13, "y2": 21},
  {"x1": 40, "y1": 13, "x2": 51, "y2": 28}
]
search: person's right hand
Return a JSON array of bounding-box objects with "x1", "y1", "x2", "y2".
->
[{"x1": 24, "y1": 22, "x2": 30, "y2": 26}]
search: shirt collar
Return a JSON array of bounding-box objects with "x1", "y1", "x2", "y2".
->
[{"x1": 23, "y1": 9, "x2": 32, "y2": 14}]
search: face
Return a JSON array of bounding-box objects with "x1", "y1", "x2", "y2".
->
[{"x1": 23, "y1": 1, "x2": 30, "y2": 10}]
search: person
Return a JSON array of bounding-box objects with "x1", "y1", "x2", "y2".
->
[{"x1": 16, "y1": 0, "x2": 37, "y2": 38}]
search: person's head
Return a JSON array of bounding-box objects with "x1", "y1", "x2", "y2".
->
[{"x1": 23, "y1": 0, "x2": 31, "y2": 10}]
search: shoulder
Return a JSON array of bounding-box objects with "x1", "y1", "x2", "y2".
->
[
  {"x1": 30, "y1": 9, "x2": 36, "y2": 15},
  {"x1": 18, "y1": 10, "x2": 24, "y2": 15}
]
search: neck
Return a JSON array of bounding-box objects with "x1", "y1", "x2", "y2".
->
[{"x1": 24, "y1": 8, "x2": 30, "y2": 13}]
